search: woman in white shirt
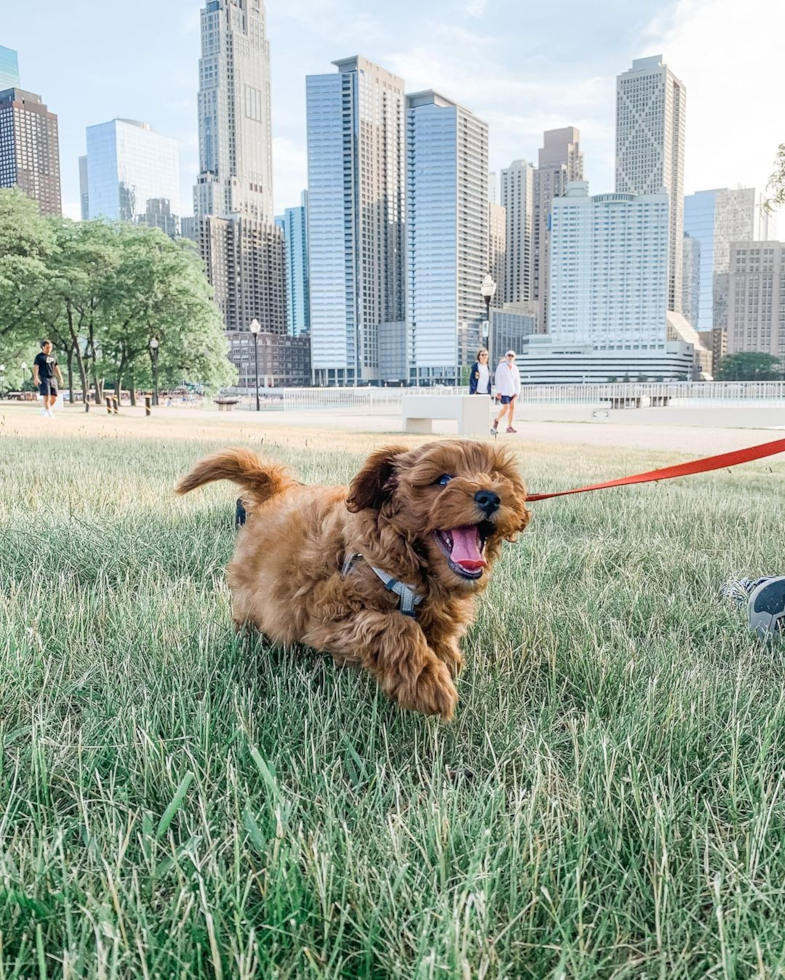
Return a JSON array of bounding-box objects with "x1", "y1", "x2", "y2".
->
[
  {"x1": 468, "y1": 348, "x2": 491, "y2": 396},
  {"x1": 492, "y1": 350, "x2": 521, "y2": 434}
]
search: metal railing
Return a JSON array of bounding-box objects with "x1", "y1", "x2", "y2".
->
[
  {"x1": 516, "y1": 381, "x2": 785, "y2": 406},
  {"x1": 225, "y1": 382, "x2": 785, "y2": 413}
]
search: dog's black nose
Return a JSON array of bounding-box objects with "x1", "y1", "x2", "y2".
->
[{"x1": 474, "y1": 490, "x2": 500, "y2": 515}]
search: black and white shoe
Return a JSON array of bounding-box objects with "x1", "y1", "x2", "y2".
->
[{"x1": 721, "y1": 576, "x2": 785, "y2": 640}]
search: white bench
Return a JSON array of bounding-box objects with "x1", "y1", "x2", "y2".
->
[{"x1": 401, "y1": 394, "x2": 491, "y2": 437}]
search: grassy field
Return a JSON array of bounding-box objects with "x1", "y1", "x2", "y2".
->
[{"x1": 2, "y1": 407, "x2": 785, "y2": 978}]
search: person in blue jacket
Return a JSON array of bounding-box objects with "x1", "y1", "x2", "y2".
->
[{"x1": 468, "y1": 348, "x2": 492, "y2": 395}]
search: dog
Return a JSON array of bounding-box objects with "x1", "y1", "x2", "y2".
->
[{"x1": 177, "y1": 440, "x2": 530, "y2": 720}]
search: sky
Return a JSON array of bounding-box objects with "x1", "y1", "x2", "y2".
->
[{"x1": 3, "y1": 0, "x2": 784, "y2": 221}]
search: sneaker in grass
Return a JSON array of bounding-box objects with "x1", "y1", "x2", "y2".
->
[{"x1": 721, "y1": 576, "x2": 785, "y2": 640}]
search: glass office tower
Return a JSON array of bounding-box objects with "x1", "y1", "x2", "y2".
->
[
  {"x1": 306, "y1": 56, "x2": 406, "y2": 385},
  {"x1": 406, "y1": 90, "x2": 489, "y2": 385},
  {"x1": 684, "y1": 188, "x2": 775, "y2": 331},
  {"x1": 86, "y1": 118, "x2": 179, "y2": 223},
  {"x1": 0, "y1": 48, "x2": 20, "y2": 90},
  {"x1": 281, "y1": 192, "x2": 310, "y2": 336}
]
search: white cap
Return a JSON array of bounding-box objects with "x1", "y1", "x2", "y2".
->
[{"x1": 505, "y1": 350, "x2": 517, "y2": 357}]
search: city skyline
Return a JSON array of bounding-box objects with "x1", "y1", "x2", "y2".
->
[{"x1": 2, "y1": 0, "x2": 783, "y2": 221}]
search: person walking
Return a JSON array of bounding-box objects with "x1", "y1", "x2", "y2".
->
[
  {"x1": 32, "y1": 340, "x2": 63, "y2": 418},
  {"x1": 468, "y1": 348, "x2": 492, "y2": 396},
  {"x1": 492, "y1": 350, "x2": 520, "y2": 435}
]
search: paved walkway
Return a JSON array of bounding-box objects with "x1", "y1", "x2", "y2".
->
[
  {"x1": 4, "y1": 402, "x2": 782, "y2": 456},
  {"x1": 68, "y1": 404, "x2": 785, "y2": 455}
]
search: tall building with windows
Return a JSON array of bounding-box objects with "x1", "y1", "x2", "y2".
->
[
  {"x1": 78, "y1": 154, "x2": 89, "y2": 219},
  {"x1": 682, "y1": 233, "x2": 701, "y2": 328},
  {"x1": 0, "y1": 88, "x2": 61, "y2": 215},
  {"x1": 550, "y1": 183, "x2": 669, "y2": 349},
  {"x1": 516, "y1": 182, "x2": 698, "y2": 382},
  {"x1": 616, "y1": 55, "x2": 686, "y2": 313},
  {"x1": 280, "y1": 192, "x2": 310, "y2": 336},
  {"x1": 501, "y1": 159, "x2": 534, "y2": 307},
  {"x1": 684, "y1": 188, "x2": 775, "y2": 332},
  {"x1": 488, "y1": 201, "x2": 506, "y2": 311},
  {"x1": 406, "y1": 90, "x2": 488, "y2": 385},
  {"x1": 488, "y1": 171, "x2": 498, "y2": 204},
  {"x1": 189, "y1": 0, "x2": 287, "y2": 353},
  {"x1": 728, "y1": 242, "x2": 785, "y2": 363},
  {"x1": 0, "y1": 48, "x2": 20, "y2": 90},
  {"x1": 194, "y1": 0, "x2": 273, "y2": 222},
  {"x1": 85, "y1": 119, "x2": 179, "y2": 223},
  {"x1": 307, "y1": 56, "x2": 406, "y2": 385},
  {"x1": 533, "y1": 127, "x2": 583, "y2": 332}
]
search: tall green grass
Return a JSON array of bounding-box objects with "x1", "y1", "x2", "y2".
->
[{"x1": 1, "y1": 427, "x2": 785, "y2": 978}]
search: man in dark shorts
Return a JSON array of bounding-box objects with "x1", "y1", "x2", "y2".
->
[{"x1": 32, "y1": 340, "x2": 64, "y2": 417}]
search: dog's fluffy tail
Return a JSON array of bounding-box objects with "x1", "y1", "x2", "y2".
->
[{"x1": 176, "y1": 448, "x2": 294, "y2": 509}]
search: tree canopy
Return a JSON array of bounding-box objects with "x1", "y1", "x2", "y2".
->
[
  {"x1": 0, "y1": 189, "x2": 236, "y2": 398},
  {"x1": 716, "y1": 352, "x2": 783, "y2": 382}
]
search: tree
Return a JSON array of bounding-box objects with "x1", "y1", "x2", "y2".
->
[
  {"x1": 0, "y1": 206, "x2": 236, "y2": 404},
  {"x1": 99, "y1": 225, "x2": 235, "y2": 399},
  {"x1": 0, "y1": 189, "x2": 56, "y2": 350},
  {"x1": 716, "y1": 352, "x2": 783, "y2": 381}
]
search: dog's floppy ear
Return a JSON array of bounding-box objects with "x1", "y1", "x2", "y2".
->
[{"x1": 346, "y1": 444, "x2": 409, "y2": 512}]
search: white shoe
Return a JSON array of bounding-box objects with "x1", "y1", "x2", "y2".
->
[{"x1": 40, "y1": 408, "x2": 48, "y2": 416}]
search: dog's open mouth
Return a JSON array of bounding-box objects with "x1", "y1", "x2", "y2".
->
[{"x1": 434, "y1": 522, "x2": 493, "y2": 579}]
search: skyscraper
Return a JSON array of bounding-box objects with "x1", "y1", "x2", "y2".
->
[
  {"x1": 515, "y1": 181, "x2": 698, "y2": 383},
  {"x1": 488, "y1": 171, "x2": 498, "y2": 204},
  {"x1": 406, "y1": 90, "x2": 489, "y2": 385},
  {"x1": 78, "y1": 155, "x2": 89, "y2": 220},
  {"x1": 488, "y1": 201, "x2": 506, "y2": 311},
  {"x1": 501, "y1": 160, "x2": 534, "y2": 306},
  {"x1": 682, "y1": 233, "x2": 701, "y2": 329},
  {"x1": 616, "y1": 55, "x2": 686, "y2": 312},
  {"x1": 85, "y1": 119, "x2": 179, "y2": 223},
  {"x1": 550, "y1": 183, "x2": 669, "y2": 350},
  {"x1": 281, "y1": 191, "x2": 310, "y2": 336},
  {"x1": 533, "y1": 127, "x2": 583, "y2": 332},
  {"x1": 0, "y1": 88, "x2": 61, "y2": 216},
  {"x1": 728, "y1": 242, "x2": 785, "y2": 363},
  {"x1": 194, "y1": 0, "x2": 273, "y2": 222},
  {"x1": 307, "y1": 56, "x2": 406, "y2": 385},
  {"x1": 684, "y1": 188, "x2": 775, "y2": 332},
  {"x1": 190, "y1": 0, "x2": 286, "y2": 342},
  {"x1": 0, "y1": 48, "x2": 20, "y2": 90}
]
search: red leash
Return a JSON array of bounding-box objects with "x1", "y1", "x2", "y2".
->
[{"x1": 526, "y1": 436, "x2": 785, "y2": 502}]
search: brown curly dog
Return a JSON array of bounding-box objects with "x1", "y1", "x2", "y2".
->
[{"x1": 177, "y1": 440, "x2": 530, "y2": 720}]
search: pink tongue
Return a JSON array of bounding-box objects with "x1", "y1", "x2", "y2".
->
[{"x1": 449, "y1": 527, "x2": 486, "y2": 568}]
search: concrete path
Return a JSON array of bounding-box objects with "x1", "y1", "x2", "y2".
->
[{"x1": 4, "y1": 402, "x2": 782, "y2": 456}]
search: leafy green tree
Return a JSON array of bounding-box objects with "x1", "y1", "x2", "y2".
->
[
  {"x1": 0, "y1": 203, "x2": 236, "y2": 404},
  {"x1": 99, "y1": 225, "x2": 235, "y2": 400},
  {"x1": 0, "y1": 190, "x2": 56, "y2": 349},
  {"x1": 716, "y1": 352, "x2": 783, "y2": 381}
]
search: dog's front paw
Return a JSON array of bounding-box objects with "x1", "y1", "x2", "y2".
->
[
  {"x1": 434, "y1": 642, "x2": 463, "y2": 678},
  {"x1": 399, "y1": 660, "x2": 458, "y2": 722}
]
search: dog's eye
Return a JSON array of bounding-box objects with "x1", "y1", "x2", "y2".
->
[{"x1": 436, "y1": 474, "x2": 454, "y2": 486}]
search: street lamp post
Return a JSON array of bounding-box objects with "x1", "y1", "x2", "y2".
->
[
  {"x1": 0, "y1": 365, "x2": 5, "y2": 399},
  {"x1": 149, "y1": 337, "x2": 160, "y2": 406},
  {"x1": 20, "y1": 362, "x2": 28, "y2": 393},
  {"x1": 480, "y1": 273, "x2": 497, "y2": 361},
  {"x1": 250, "y1": 319, "x2": 261, "y2": 411}
]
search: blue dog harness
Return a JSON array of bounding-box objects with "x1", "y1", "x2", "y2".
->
[{"x1": 341, "y1": 553, "x2": 424, "y2": 618}]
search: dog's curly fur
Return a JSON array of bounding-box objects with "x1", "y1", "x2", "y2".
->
[{"x1": 177, "y1": 440, "x2": 529, "y2": 720}]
